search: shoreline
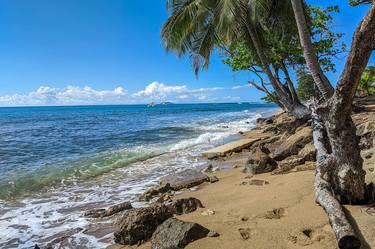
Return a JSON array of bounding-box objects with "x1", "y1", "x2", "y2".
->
[
  {"x1": 108, "y1": 99, "x2": 375, "y2": 249},
  {"x1": 0, "y1": 106, "x2": 278, "y2": 249}
]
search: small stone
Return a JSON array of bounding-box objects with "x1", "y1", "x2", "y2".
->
[
  {"x1": 241, "y1": 216, "x2": 249, "y2": 222},
  {"x1": 207, "y1": 231, "x2": 220, "y2": 237},
  {"x1": 201, "y1": 209, "x2": 215, "y2": 216},
  {"x1": 232, "y1": 164, "x2": 239, "y2": 169},
  {"x1": 369, "y1": 168, "x2": 374, "y2": 172},
  {"x1": 209, "y1": 176, "x2": 219, "y2": 183}
]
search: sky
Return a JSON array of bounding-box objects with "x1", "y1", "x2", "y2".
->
[{"x1": 0, "y1": 0, "x2": 373, "y2": 106}]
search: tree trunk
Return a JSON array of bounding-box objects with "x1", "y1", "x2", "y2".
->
[
  {"x1": 317, "y1": 102, "x2": 366, "y2": 203},
  {"x1": 245, "y1": 1, "x2": 310, "y2": 119},
  {"x1": 290, "y1": 0, "x2": 334, "y2": 100},
  {"x1": 294, "y1": 3, "x2": 375, "y2": 248},
  {"x1": 322, "y1": 4, "x2": 375, "y2": 203},
  {"x1": 280, "y1": 61, "x2": 299, "y2": 102},
  {"x1": 311, "y1": 107, "x2": 361, "y2": 249}
]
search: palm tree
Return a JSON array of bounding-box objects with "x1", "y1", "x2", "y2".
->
[
  {"x1": 161, "y1": 0, "x2": 310, "y2": 119},
  {"x1": 291, "y1": 1, "x2": 375, "y2": 247},
  {"x1": 290, "y1": 0, "x2": 334, "y2": 100}
]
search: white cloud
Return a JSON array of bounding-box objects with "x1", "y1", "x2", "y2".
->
[
  {"x1": 0, "y1": 85, "x2": 128, "y2": 106},
  {"x1": 232, "y1": 84, "x2": 251, "y2": 90},
  {"x1": 0, "y1": 81, "x2": 232, "y2": 106},
  {"x1": 132, "y1": 81, "x2": 187, "y2": 99},
  {"x1": 132, "y1": 81, "x2": 224, "y2": 102}
]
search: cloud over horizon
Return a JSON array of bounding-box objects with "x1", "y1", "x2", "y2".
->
[
  {"x1": 0, "y1": 85, "x2": 128, "y2": 106},
  {"x1": 0, "y1": 82, "x2": 236, "y2": 106}
]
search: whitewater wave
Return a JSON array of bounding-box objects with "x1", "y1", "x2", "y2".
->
[{"x1": 0, "y1": 107, "x2": 277, "y2": 249}]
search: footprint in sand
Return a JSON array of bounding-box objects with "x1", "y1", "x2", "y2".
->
[
  {"x1": 240, "y1": 179, "x2": 269, "y2": 186},
  {"x1": 238, "y1": 228, "x2": 251, "y2": 240},
  {"x1": 287, "y1": 227, "x2": 327, "y2": 246}
]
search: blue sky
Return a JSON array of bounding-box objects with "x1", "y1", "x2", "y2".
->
[{"x1": 0, "y1": 0, "x2": 373, "y2": 106}]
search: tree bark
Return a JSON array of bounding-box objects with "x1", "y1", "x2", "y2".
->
[
  {"x1": 311, "y1": 107, "x2": 361, "y2": 249},
  {"x1": 290, "y1": 0, "x2": 334, "y2": 100},
  {"x1": 331, "y1": 4, "x2": 375, "y2": 120},
  {"x1": 293, "y1": 3, "x2": 375, "y2": 248}
]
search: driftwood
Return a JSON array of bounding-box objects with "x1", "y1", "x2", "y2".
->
[{"x1": 311, "y1": 108, "x2": 361, "y2": 249}]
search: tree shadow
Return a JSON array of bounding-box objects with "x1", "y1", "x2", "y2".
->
[{"x1": 343, "y1": 206, "x2": 371, "y2": 249}]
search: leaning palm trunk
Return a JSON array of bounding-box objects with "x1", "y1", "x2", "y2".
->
[
  {"x1": 290, "y1": 0, "x2": 334, "y2": 100},
  {"x1": 245, "y1": 2, "x2": 310, "y2": 119},
  {"x1": 294, "y1": 1, "x2": 375, "y2": 248}
]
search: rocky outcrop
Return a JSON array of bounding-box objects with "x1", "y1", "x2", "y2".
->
[
  {"x1": 271, "y1": 156, "x2": 305, "y2": 175},
  {"x1": 294, "y1": 161, "x2": 316, "y2": 172},
  {"x1": 113, "y1": 197, "x2": 205, "y2": 246},
  {"x1": 297, "y1": 142, "x2": 316, "y2": 161},
  {"x1": 272, "y1": 127, "x2": 312, "y2": 161},
  {"x1": 160, "y1": 169, "x2": 209, "y2": 191},
  {"x1": 114, "y1": 204, "x2": 173, "y2": 245},
  {"x1": 139, "y1": 183, "x2": 172, "y2": 202},
  {"x1": 246, "y1": 147, "x2": 277, "y2": 174},
  {"x1": 151, "y1": 218, "x2": 210, "y2": 249},
  {"x1": 167, "y1": 198, "x2": 204, "y2": 215},
  {"x1": 84, "y1": 202, "x2": 133, "y2": 218}
]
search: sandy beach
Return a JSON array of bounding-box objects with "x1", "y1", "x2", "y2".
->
[{"x1": 108, "y1": 98, "x2": 375, "y2": 249}]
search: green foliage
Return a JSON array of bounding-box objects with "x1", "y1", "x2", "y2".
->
[
  {"x1": 296, "y1": 69, "x2": 315, "y2": 101},
  {"x1": 161, "y1": 0, "x2": 247, "y2": 76},
  {"x1": 307, "y1": 5, "x2": 346, "y2": 72},
  {"x1": 357, "y1": 65, "x2": 375, "y2": 95},
  {"x1": 223, "y1": 5, "x2": 345, "y2": 74},
  {"x1": 261, "y1": 91, "x2": 279, "y2": 104}
]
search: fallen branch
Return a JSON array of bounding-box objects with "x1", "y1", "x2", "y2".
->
[{"x1": 311, "y1": 106, "x2": 361, "y2": 249}]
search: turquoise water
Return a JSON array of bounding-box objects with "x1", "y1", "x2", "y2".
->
[
  {"x1": 0, "y1": 103, "x2": 277, "y2": 248},
  {"x1": 0, "y1": 103, "x2": 275, "y2": 199}
]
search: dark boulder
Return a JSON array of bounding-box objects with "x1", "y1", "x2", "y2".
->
[
  {"x1": 151, "y1": 218, "x2": 210, "y2": 249},
  {"x1": 114, "y1": 204, "x2": 173, "y2": 245},
  {"x1": 167, "y1": 197, "x2": 204, "y2": 215},
  {"x1": 160, "y1": 169, "x2": 208, "y2": 191},
  {"x1": 247, "y1": 147, "x2": 277, "y2": 174}
]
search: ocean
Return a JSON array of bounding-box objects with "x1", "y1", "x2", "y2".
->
[{"x1": 0, "y1": 103, "x2": 277, "y2": 248}]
